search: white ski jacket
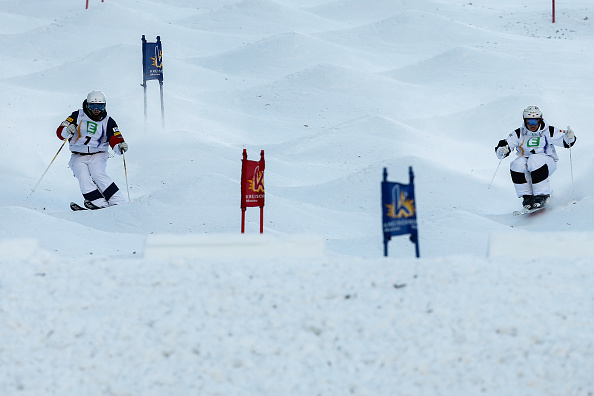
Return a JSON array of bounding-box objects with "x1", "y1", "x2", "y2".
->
[{"x1": 496, "y1": 121, "x2": 575, "y2": 161}]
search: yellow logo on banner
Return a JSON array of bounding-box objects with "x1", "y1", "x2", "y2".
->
[
  {"x1": 385, "y1": 191, "x2": 415, "y2": 219},
  {"x1": 248, "y1": 167, "x2": 264, "y2": 193},
  {"x1": 152, "y1": 48, "x2": 162, "y2": 69}
]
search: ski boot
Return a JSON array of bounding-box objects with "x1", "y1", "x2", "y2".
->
[
  {"x1": 522, "y1": 195, "x2": 535, "y2": 209},
  {"x1": 532, "y1": 194, "x2": 549, "y2": 209}
]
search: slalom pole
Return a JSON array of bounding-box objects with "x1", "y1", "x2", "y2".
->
[
  {"x1": 123, "y1": 153, "x2": 130, "y2": 201},
  {"x1": 569, "y1": 147, "x2": 576, "y2": 199},
  {"x1": 569, "y1": 148, "x2": 574, "y2": 187},
  {"x1": 567, "y1": 126, "x2": 576, "y2": 202},
  {"x1": 30, "y1": 137, "x2": 69, "y2": 196},
  {"x1": 487, "y1": 158, "x2": 503, "y2": 189}
]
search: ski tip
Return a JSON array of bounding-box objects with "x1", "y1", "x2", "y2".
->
[{"x1": 70, "y1": 202, "x2": 87, "y2": 211}]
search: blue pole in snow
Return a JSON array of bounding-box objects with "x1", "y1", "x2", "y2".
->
[
  {"x1": 383, "y1": 167, "x2": 389, "y2": 257},
  {"x1": 409, "y1": 166, "x2": 420, "y2": 258},
  {"x1": 141, "y1": 35, "x2": 147, "y2": 130}
]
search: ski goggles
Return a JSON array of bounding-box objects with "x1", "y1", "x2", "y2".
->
[
  {"x1": 525, "y1": 118, "x2": 540, "y2": 126},
  {"x1": 88, "y1": 103, "x2": 105, "y2": 112}
]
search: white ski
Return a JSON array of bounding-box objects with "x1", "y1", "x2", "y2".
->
[{"x1": 513, "y1": 206, "x2": 545, "y2": 216}]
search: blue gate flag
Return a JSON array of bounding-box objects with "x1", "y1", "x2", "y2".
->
[
  {"x1": 141, "y1": 35, "x2": 165, "y2": 129},
  {"x1": 381, "y1": 167, "x2": 420, "y2": 258},
  {"x1": 142, "y1": 35, "x2": 163, "y2": 82}
]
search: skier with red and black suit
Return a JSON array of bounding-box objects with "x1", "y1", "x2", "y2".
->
[
  {"x1": 56, "y1": 90, "x2": 129, "y2": 209},
  {"x1": 495, "y1": 105, "x2": 576, "y2": 211}
]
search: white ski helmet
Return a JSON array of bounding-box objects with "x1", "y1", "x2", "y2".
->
[
  {"x1": 523, "y1": 105, "x2": 542, "y2": 119},
  {"x1": 85, "y1": 90, "x2": 107, "y2": 121},
  {"x1": 87, "y1": 90, "x2": 106, "y2": 104}
]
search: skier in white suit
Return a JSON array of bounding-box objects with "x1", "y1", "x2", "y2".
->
[
  {"x1": 495, "y1": 105, "x2": 576, "y2": 210},
  {"x1": 56, "y1": 90, "x2": 129, "y2": 209}
]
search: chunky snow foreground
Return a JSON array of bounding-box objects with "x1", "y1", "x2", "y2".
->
[{"x1": 2, "y1": 249, "x2": 594, "y2": 396}]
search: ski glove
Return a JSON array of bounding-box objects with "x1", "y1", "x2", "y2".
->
[
  {"x1": 114, "y1": 142, "x2": 128, "y2": 155},
  {"x1": 495, "y1": 139, "x2": 510, "y2": 159},
  {"x1": 563, "y1": 126, "x2": 575, "y2": 142},
  {"x1": 61, "y1": 123, "x2": 77, "y2": 139},
  {"x1": 497, "y1": 146, "x2": 510, "y2": 158}
]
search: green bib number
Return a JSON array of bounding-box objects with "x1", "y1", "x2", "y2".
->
[
  {"x1": 527, "y1": 137, "x2": 540, "y2": 147},
  {"x1": 87, "y1": 121, "x2": 97, "y2": 134}
]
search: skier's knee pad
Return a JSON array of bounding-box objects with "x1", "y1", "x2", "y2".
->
[
  {"x1": 103, "y1": 182, "x2": 120, "y2": 201},
  {"x1": 510, "y1": 170, "x2": 527, "y2": 184},
  {"x1": 83, "y1": 189, "x2": 104, "y2": 202},
  {"x1": 531, "y1": 164, "x2": 549, "y2": 184}
]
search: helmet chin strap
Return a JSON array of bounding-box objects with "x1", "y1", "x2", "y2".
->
[{"x1": 90, "y1": 112, "x2": 106, "y2": 121}]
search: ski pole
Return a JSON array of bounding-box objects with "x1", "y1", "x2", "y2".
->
[
  {"x1": 487, "y1": 158, "x2": 503, "y2": 189},
  {"x1": 567, "y1": 126, "x2": 575, "y2": 199},
  {"x1": 569, "y1": 146, "x2": 576, "y2": 198},
  {"x1": 123, "y1": 153, "x2": 130, "y2": 201},
  {"x1": 30, "y1": 137, "x2": 69, "y2": 196}
]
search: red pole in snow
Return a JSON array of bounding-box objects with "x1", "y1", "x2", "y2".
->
[
  {"x1": 259, "y1": 150, "x2": 265, "y2": 234},
  {"x1": 240, "y1": 149, "x2": 265, "y2": 233},
  {"x1": 552, "y1": 0, "x2": 555, "y2": 23},
  {"x1": 86, "y1": 0, "x2": 104, "y2": 9},
  {"x1": 241, "y1": 209, "x2": 246, "y2": 233},
  {"x1": 241, "y1": 149, "x2": 247, "y2": 233}
]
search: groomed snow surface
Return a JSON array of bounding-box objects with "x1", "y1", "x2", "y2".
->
[{"x1": 1, "y1": 0, "x2": 594, "y2": 395}]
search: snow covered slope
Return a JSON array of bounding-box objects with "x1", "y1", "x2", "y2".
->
[{"x1": 1, "y1": 0, "x2": 594, "y2": 394}]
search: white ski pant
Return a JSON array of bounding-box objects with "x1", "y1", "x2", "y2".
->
[
  {"x1": 509, "y1": 154, "x2": 557, "y2": 197},
  {"x1": 68, "y1": 152, "x2": 126, "y2": 208}
]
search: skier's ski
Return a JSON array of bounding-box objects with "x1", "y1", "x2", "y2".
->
[
  {"x1": 83, "y1": 200, "x2": 103, "y2": 210},
  {"x1": 513, "y1": 206, "x2": 546, "y2": 216},
  {"x1": 70, "y1": 202, "x2": 87, "y2": 211}
]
